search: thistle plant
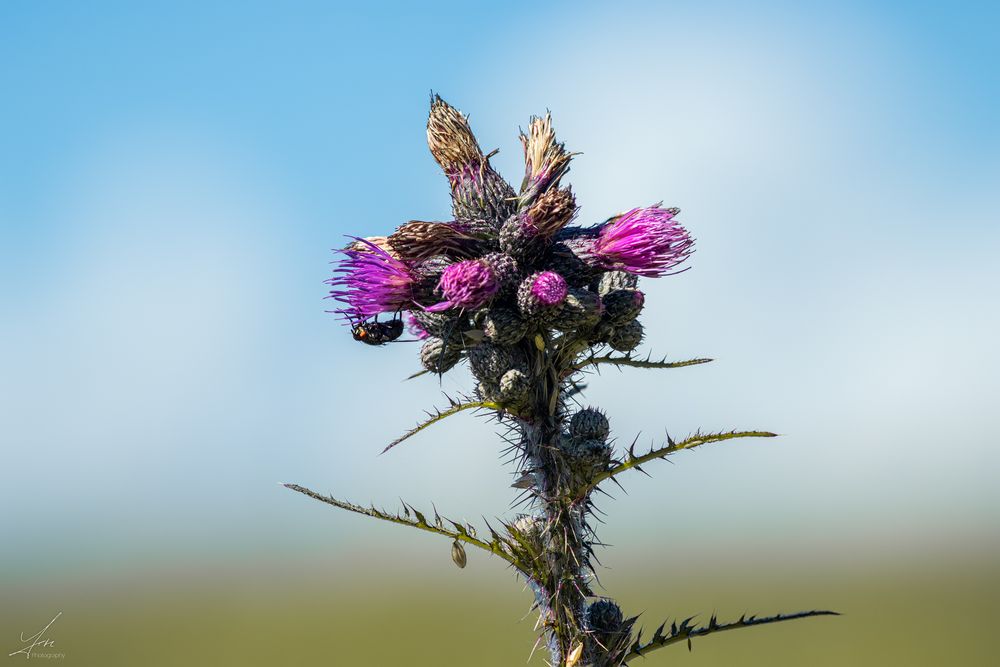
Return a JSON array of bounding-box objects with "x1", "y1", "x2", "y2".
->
[{"x1": 287, "y1": 95, "x2": 836, "y2": 666}]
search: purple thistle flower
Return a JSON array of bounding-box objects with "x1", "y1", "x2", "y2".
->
[
  {"x1": 530, "y1": 271, "x2": 568, "y2": 306},
  {"x1": 591, "y1": 206, "x2": 695, "y2": 277},
  {"x1": 427, "y1": 259, "x2": 499, "y2": 312},
  {"x1": 327, "y1": 237, "x2": 419, "y2": 322}
]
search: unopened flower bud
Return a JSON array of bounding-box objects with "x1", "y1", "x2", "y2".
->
[
  {"x1": 559, "y1": 436, "x2": 612, "y2": 477},
  {"x1": 569, "y1": 408, "x2": 610, "y2": 442},
  {"x1": 598, "y1": 270, "x2": 638, "y2": 294},
  {"x1": 499, "y1": 215, "x2": 547, "y2": 266},
  {"x1": 468, "y1": 342, "x2": 526, "y2": 382},
  {"x1": 586, "y1": 599, "x2": 625, "y2": 635},
  {"x1": 480, "y1": 252, "x2": 521, "y2": 292},
  {"x1": 499, "y1": 369, "x2": 530, "y2": 403},
  {"x1": 475, "y1": 380, "x2": 500, "y2": 402},
  {"x1": 602, "y1": 289, "x2": 645, "y2": 326},
  {"x1": 588, "y1": 319, "x2": 615, "y2": 345},
  {"x1": 552, "y1": 288, "x2": 603, "y2": 332},
  {"x1": 420, "y1": 337, "x2": 461, "y2": 373},
  {"x1": 482, "y1": 307, "x2": 528, "y2": 345},
  {"x1": 609, "y1": 320, "x2": 644, "y2": 352}
]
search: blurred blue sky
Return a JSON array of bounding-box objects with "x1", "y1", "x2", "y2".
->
[{"x1": 1, "y1": 1, "x2": 997, "y2": 580}]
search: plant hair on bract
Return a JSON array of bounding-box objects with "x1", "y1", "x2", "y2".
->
[{"x1": 289, "y1": 93, "x2": 837, "y2": 666}]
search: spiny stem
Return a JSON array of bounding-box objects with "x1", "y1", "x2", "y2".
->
[{"x1": 624, "y1": 609, "x2": 840, "y2": 662}]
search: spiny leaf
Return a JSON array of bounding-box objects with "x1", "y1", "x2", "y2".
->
[
  {"x1": 623, "y1": 609, "x2": 839, "y2": 663},
  {"x1": 587, "y1": 430, "x2": 778, "y2": 492},
  {"x1": 282, "y1": 483, "x2": 524, "y2": 570},
  {"x1": 571, "y1": 352, "x2": 712, "y2": 373},
  {"x1": 382, "y1": 397, "x2": 502, "y2": 453}
]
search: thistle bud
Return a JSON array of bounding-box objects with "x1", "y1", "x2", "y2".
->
[
  {"x1": 451, "y1": 540, "x2": 467, "y2": 569},
  {"x1": 598, "y1": 270, "x2": 639, "y2": 294},
  {"x1": 551, "y1": 288, "x2": 603, "y2": 332},
  {"x1": 609, "y1": 320, "x2": 644, "y2": 352},
  {"x1": 468, "y1": 342, "x2": 526, "y2": 383},
  {"x1": 559, "y1": 436, "x2": 612, "y2": 478},
  {"x1": 545, "y1": 239, "x2": 598, "y2": 288},
  {"x1": 585, "y1": 599, "x2": 625, "y2": 635},
  {"x1": 482, "y1": 306, "x2": 528, "y2": 345},
  {"x1": 588, "y1": 319, "x2": 615, "y2": 345},
  {"x1": 450, "y1": 163, "x2": 517, "y2": 223},
  {"x1": 569, "y1": 408, "x2": 610, "y2": 443},
  {"x1": 475, "y1": 380, "x2": 500, "y2": 402},
  {"x1": 420, "y1": 337, "x2": 461, "y2": 374},
  {"x1": 480, "y1": 252, "x2": 521, "y2": 292},
  {"x1": 498, "y1": 368, "x2": 530, "y2": 403},
  {"x1": 602, "y1": 289, "x2": 645, "y2": 326},
  {"x1": 517, "y1": 271, "x2": 568, "y2": 321},
  {"x1": 499, "y1": 215, "x2": 547, "y2": 266}
]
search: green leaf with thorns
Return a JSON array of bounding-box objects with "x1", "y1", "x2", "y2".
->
[
  {"x1": 381, "y1": 395, "x2": 503, "y2": 453},
  {"x1": 623, "y1": 609, "x2": 840, "y2": 662},
  {"x1": 282, "y1": 484, "x2": 528, "y2": 571}
]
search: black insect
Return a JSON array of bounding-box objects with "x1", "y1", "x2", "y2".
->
[{"x1": 352, "y1": 316, "x2": 405, "y2": 346}]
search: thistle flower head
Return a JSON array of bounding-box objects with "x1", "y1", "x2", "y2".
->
[
  {"x1": 591, "y1": 206, "x2": 694, "y2": 277},
  {"x1": 427, "y1": 259, "x2": 499, "y2": 312},
  {"x1": 328, "y1": 237, "x2": 419, "y2": 321},
  {"x1": 530, "y1": 271, "x2": 568, "y2": 306}
]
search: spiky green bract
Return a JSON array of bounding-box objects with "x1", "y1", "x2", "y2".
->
[{"x1": 623, "y1": 610, "x2": 840, "y2": 662}]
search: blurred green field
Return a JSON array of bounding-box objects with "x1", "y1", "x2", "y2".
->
[{"x1": 3, "y1": 551, "x2": 996, "y2": 666}]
